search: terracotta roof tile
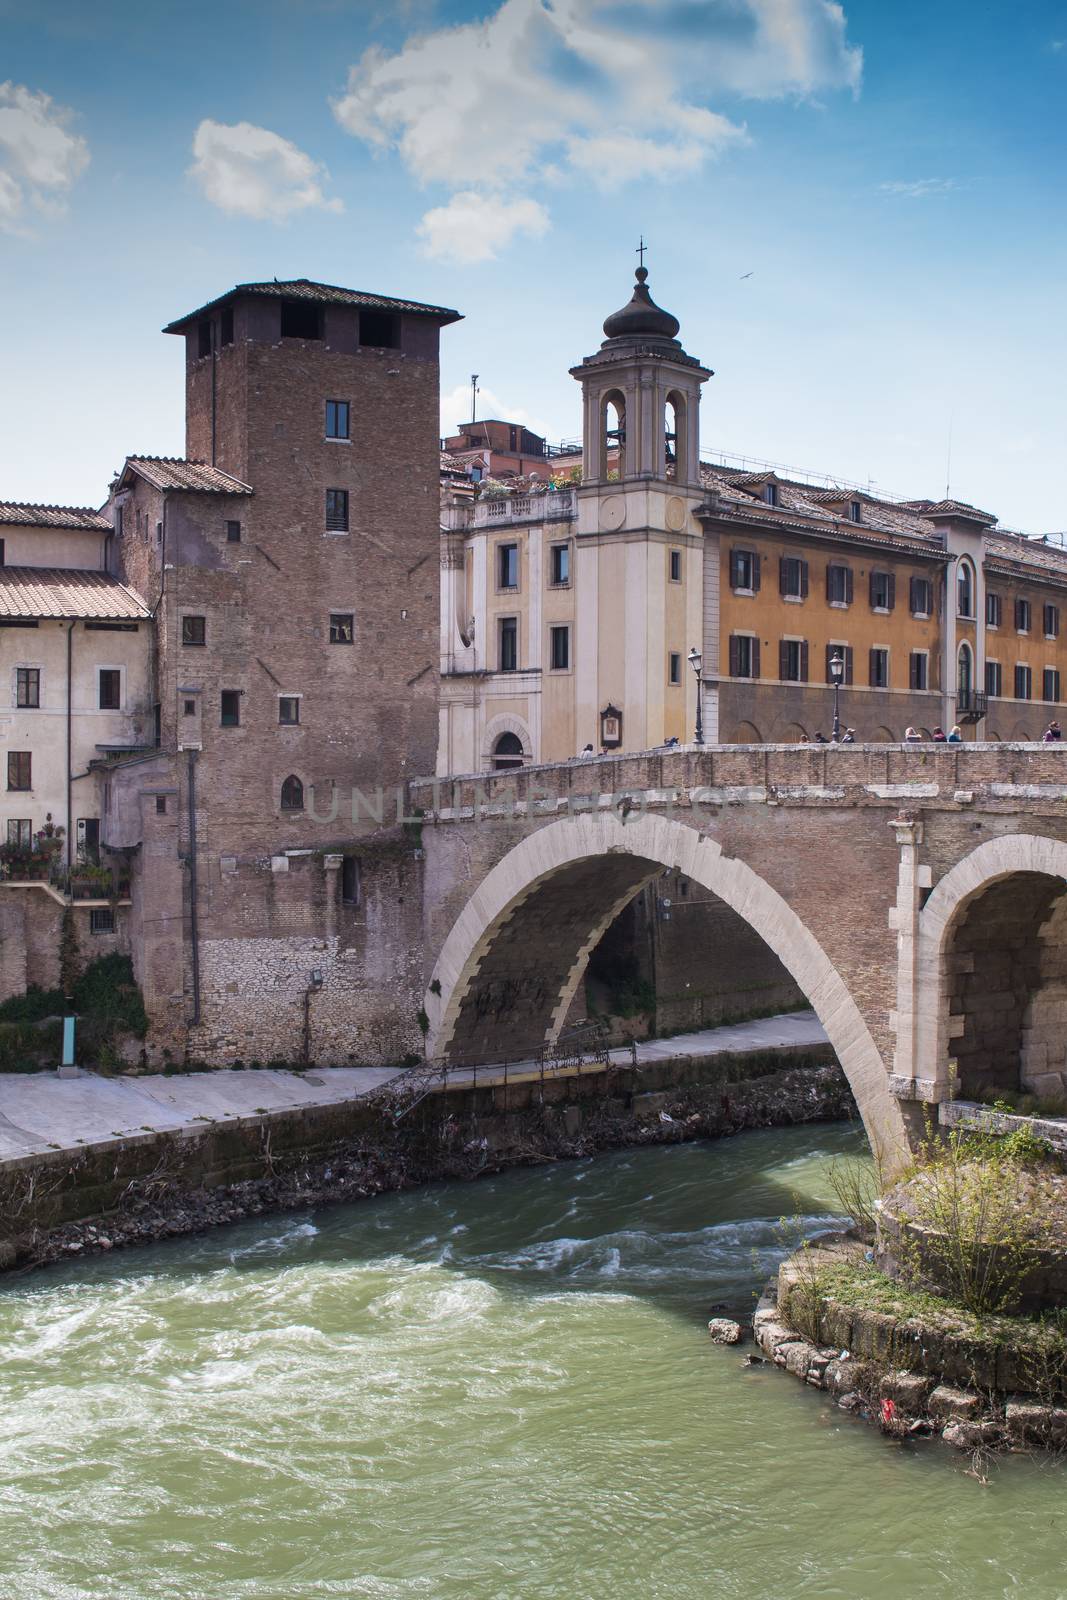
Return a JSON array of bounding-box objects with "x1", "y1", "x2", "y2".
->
[
  {"x1": 122, "y1": 457, "x2": 253, "y2": 494},
  {"x1": 0, "y1": 502, "x2": 110, "y2": 531},
  {"x1": 164, "y1": 278, "x2": 462, "y2": 333},
  {"x1": 0, "y1": 568, "x2": 150, "y2": 620}
]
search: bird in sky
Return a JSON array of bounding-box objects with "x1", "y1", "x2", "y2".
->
[{"x1": 740, "y1": 272, "x2": 754, "y2": 280}]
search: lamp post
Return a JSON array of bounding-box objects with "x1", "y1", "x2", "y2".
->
[
  {"x1": 829, "y1": 651, "x2": 844, "y2": 743},
  {"x1": 687, "y1": 647, "x2": 704, "y2": 747}
]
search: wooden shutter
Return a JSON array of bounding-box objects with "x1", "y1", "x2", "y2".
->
[
  {"x1": 799, "y1": 561, "x2": 809, "y2": 599},
  {"x1": 845, "y1": 567, "x2": 854, "y2": 605},
  {"x1": 751, "y1": 637, "x2": 760, "y2": 678},
  {"x1": 845, "y1": 646, "x2": 854, "y2": 685},
  {"x1": 799, "y1": 640, "x2": 809, "y2": 683},
  {"x1": 751, "y1": 554, "x2": 761, "y2": 593},
  {"x1": 779, "y1": 639, "x2": 789, "y2": 680},
  {"x1": 825, "y1": 562, "x2": 834, "y2": 601},
  {"x1": 869, "y1": 648, "x2": 879, "y2": 687},
  {"x1": 886, "y1": 573, "x2": 896, "y2": 612},
  {"x1": 825, "y1": 643, "x2": 835, "y2": 683},
  {"x1": 730, "y1": 549, "x2": 741, "y2": 587},
  {"x1": 1015, "y1": 598, "x2": 1025, "y2": 630},
  {"x1": 779, "y1": 557, "x2": 788, "y2": 596},
  {"x1": 729, "y1": 635, "x2": 740, "y2": 676},
  {"x1": 910, "y1": 576, "x2": 920, "y2": 614}
]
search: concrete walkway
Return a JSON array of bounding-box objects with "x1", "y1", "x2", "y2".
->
[{"x1": 0, "y1": 1011, "x2": 828, "y2": 1166}]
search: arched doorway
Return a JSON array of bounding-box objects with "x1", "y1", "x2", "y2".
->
[
  {"x1": 726, "y1": 720, "x2": 763, "y2": 744},
  {"x1": 424, "y1": 813, "x2": 910, "y2": 1166},
  {"x1": 491, "y1": 731, "x2": 525, "y2": 770}
]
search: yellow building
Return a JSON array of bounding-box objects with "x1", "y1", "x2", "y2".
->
[{"x1": 439, "y1": 270, "x2": 1067, "y2": 771}]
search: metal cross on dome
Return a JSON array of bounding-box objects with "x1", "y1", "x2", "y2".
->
[{"x1": 636, "y1": 236, "x2": 647, "y2": 269}]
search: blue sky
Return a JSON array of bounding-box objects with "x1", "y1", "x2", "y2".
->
[{"x1": 1, "y1": 0, "x2": 1065, "y2": 531}]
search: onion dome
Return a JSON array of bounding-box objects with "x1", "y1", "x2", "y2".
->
[{"x1": 602, "y1": 266, "x2": 680, "y2": 342}]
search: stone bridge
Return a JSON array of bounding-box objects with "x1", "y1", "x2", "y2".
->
[{"x1": 410, "y1": 744, "x2": 1067, "y2": 1171}]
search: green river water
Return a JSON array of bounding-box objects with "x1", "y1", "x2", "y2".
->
[{"x1": 2, "y1": 1123, "x2": 1065, "y2": 1600}]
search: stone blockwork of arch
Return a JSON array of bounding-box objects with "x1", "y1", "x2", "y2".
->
[
  {"x1": 914, "y1": 834, "x2": 1067, "y2": 1103},
  {"x1": 424, "y1": 812, "x2": 910, "y2": 1167},
  {"x1": 481, "y1": 713, "x2": 533, "y2": 768}
]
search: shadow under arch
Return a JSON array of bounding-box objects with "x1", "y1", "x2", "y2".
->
[
  {"x1": 425, "y1": 812, "x2": 910, "y2": 1168},
  {"x1": 917, "y1": 834, "x2": 1067, "y2": 1101}
]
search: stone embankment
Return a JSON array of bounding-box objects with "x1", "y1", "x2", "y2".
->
[
  {"x1": 0, "y1": 1043, "x2": 848, "y2": 1275},
  {"x1": 754, "y1": 1237, "x2": 1067, "y2": 1454}
]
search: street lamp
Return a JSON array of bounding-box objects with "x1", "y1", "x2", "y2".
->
[
  {"x1": 829, "y1": 651, "x2": 844, "y2": 743},
  {"x1": 687, "y1": 647, "x2": 704, "y2": 747}
]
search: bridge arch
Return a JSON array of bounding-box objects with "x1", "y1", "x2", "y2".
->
[
  {"x1": 918, "y1": 833, "x2": 1067, "y2": 1103},
  {"x1": 424, "y1": 812, "x2": 909, "y2": 1165}
]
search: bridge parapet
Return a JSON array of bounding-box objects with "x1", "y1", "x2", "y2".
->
[{"x1": 411, "y1": 742, "x2": 1067, "y2": 820}]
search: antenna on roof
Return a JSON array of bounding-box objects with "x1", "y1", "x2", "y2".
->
[{"x1": 470, "y1": 374, "x2": 479, "y2": 425}]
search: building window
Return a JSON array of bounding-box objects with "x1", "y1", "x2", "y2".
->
[
  {"x1": 492, "y1": 731, "x2": 524, "y2": 770},
  {"x1": 550, "y1": 543, "x2": 570, "y2": 586},
  {"x1": 825, "y1": 644, "x2": 853, "y2": 684},
  {"x1": 184, "y1": 699, "x2": 196, "y2": 717},
  {"x1": 778, "y1": 639, "x2": 807, "y2": 682},
  {"x1": 220, "y1": 690, "x2": 240, "y2": 727},
  {"x1": 329, "y1": 613, "x2": 354, "y2": 644},
  {"x1": 849, "y1": 500, "x2": 862, "y2": 524},
  {"x1": 497, "y1": 543, "x2": 519, "y2": 590},
  {"x1": 1044, "y1": 603, "x2": 1060, "y2": 639},
  {"x1": 909, "y1": 651, "x2": 928, "y2": 691},
  {"x1": 155, "y1": 795, "x2": 167, "y2": 815},
  {"x1": 98, "y1": 669, "x2": 121, "y2": 710},
  {"x1": 986, "y1": 590, "x2": 1001, "y2": 627},
  {"x1": 869, "y1": 648, "x2": 890, "y2": 689},
  {"x1": 730, "y1": 548, "x2": 759, "y2": 593},
  {"x1": 870, "y1": 571, "x2": 895, "y2": 612},
  {"x1": 957, "y1": 641, "x2": 973, "y2": 694},
  {"x1": 7, "y1": 752, "x2": 31, "y2": 791},
  {"x1": 1044, "y1": 668, "x2": 1061, "y2": 703},
  {"x1": 325, "y1": 400, "x2": 350, "y2": 440},
  {"x1": 341, "y1": 856, "x2": 360, "y2": 904},
  {"x1": 280, "y1": 299, "x2": 321, "y2": 340},
  {"x1": 910, "y1": 576, "x2": 933, "y2": 617},
  {"x1": 226, "y1": 520, "x2": 241, "y2": 543},
  {"x1": 1015, "y1": 664, "x2": 1032, "y2": 700},
  {"x1": 281, "y1": 774, "x2": 304, "y2": 811},
  {"x1": 89, "y1": 907, "x2": 115, "y2": 935},
  {"x1": 279, "y1": 696, "x2": 300, "y2": 725},
  {"x1": 220, "y1": 306, "x2": 234, "y2": 346},
  {"x1": 7, "y1": 819, "x2": 31, "y2": 849},
  {"x1": 549, "y1": 625, "x2": 570, "y2": 670},
  {"x1": 325, "y1": 489, "x2": 349, "y2": 533},
  {"x1": 359, "y1": 311, "x2": 399, "y2": 349},
  {"x1": 669, "y1": 651, "x2": 681, "y2": 685},
  {"x1": 197, "y1": 318, "x2": 212, "y2": 358},
  {"x1": 826, "y1": 563, "x2": 852, "y2": 605},
  {"x1": 499, "y1": 616, "x2": 518, "y2": 673},
  {"x1": 15, "y1": 668, "x2": 39, "y2": 708},
  {"x1": 1016, "y1": 598, "x2": 1032, "y2": 632},
  {"x1": 985, "y1": 660, "x2": 1002, "y2": 698},
  {"x1": 957, "y1": 560, "x2": 975, "y2": 619},
  {"x1": 764, "y1": 482, "x2": 779, "y2": 507},
  {"x1": 778, "y1": 557, "x2": 808, "y2": 600},
  {"x1": 731, "y1": 635, "x2": 760, "y2": 679},
  {"x1": 182, "y1": 615, "x2": 206, "y2": 646},
  {"x1": 669, "y1": 549, "x2": 682, "y2": 582}
]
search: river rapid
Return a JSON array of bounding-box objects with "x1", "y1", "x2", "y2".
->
[{"x1": 1, "y1": 1123, "x2": 1065, "y2": 1600}]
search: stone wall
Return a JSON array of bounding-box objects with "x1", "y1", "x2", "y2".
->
[{"x1": 0, "y1": 888, "x2": 130, "y2": 997}]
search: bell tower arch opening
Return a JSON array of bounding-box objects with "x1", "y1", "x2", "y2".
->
[{"x1": 601, "y1": 389, "x2": 626, "y2": 480}]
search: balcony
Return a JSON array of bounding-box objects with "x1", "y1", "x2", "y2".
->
[
  {"x1": 443, "y1": 488, "x2": 578, "y2": 532},
  {"x1": 956, "y1": 689, "x2": 988, "y2": 724}
]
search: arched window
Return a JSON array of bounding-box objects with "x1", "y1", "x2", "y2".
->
[
  {"x1": 957, "y1": 641, "x2": 973, "y2": 695},
  {"x1": 957, "y1": 558, "x2": 975, "y2": 619},
  {"x1": 601, "y1": 391, "x2": 626, "y2": 479},
  {"x1": 492, "y1": 731, "x2": 525, "y2": 770},
  {"x1": 281, "y1": 774, "x2": 304, "y2": 811},
  {"x1": 664, "y1": 392, "x2": 687, "y2": 481}
]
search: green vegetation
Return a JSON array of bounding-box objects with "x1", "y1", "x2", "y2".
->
[{"x1": 0, "y1": 954, "x2": 148, "y2": 1072}]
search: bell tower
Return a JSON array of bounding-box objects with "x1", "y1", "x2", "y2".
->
[{"x1": 568, "y1": 258, "x2": 716, "y2": 753}]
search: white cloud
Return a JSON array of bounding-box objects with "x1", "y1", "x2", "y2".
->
[
  {"x1": 333, "y1": 0, "x2": 861, "y2": 257},
  {"x1": 880, "y1": 177, "x2": 957, "y2": 198},
  {"x1": 189, "y1": 119, "x2": 342, "y2": 222},
  {"x1": 441, "y1": 380, "x2": 549, "y2": 442},
  {"x1": 418, "y1": 190, "x2": 549, "y2": 264},
  {"x1": 0, "y1": 82, "x2": 89, "y2": 234}
]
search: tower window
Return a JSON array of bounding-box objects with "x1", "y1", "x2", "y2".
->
[
  {"x1": 226, "y1": 520, "x2": 241, "y2": 543},
  {"x1": 279, "y1": 696, "x2": 300, "y2": 724},
  {"x1": 281, "y1": 774, "x2": 304, "y2": 811},
  {"x1": 197, "y1": 319, "x2": 213, "y2": 358},
  {"x1": 669, "y1": 549, "x2": 682, "y2": 582},
  {"x1": 220, "y1": 690, "x2": 241, "y2": 727},
  {"x1": 220, "y1": 307, "x2": 234, "y2": 346},
  {"x1": 359, "y1": 312, "x2": 399, "y2": 349},
  {"x1": 280, "y1": 299, "x2": 321, "y2": 340},
  {"x1": 325, "y1": 489, "x2": 349, "y2": 532},
  {"x1": 182, "y1": 615, "x2": 206, "y2": 646},
  {"x1": 329, "y1": 613, "x2": 354, "y2": 645},
  {"x1": 155, "y1": 795, "x2": 167, "y2": 815},
  {"x1": 326, "y1": 400, "x2": 350, "y2": 440},
  {"x1": 341, "y1": 856, "x2": 360, "y2": 904},
  {"x1": 669, "y1": 651, "x2": 681, "y2": 685}
]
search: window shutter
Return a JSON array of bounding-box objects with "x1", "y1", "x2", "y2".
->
[
  {"x1": 1015, "y1": 598, "x2": 1024, "y2": 630},
  {"x1": 751, "y1": 554, "x2": 761, "y2": 594},
  {"x1": 825, "y1": 562, "x2": 833, "y2": 601},
  {"x1": 779, "y1": 639, "x2": 789, "y2": 680},
  {"x1": 751, "y1": 637, "x2": 760, "y2": 678},
  {"x1": 845, "y1": 646, "x2": 854, "y2": 685},
  {"x1": 869, "y1": 648, "x2": 878, "y2": 687},
  {"x1": 779, "y1": 557, "x2": 788, "y2": 596},
  {"x1": 730, "y1": 549, "x2": 740, "y2": 587},
  {"x1": 799, "y1": 561, "x2": 809, "y2": 599},
  {"x1": 886, "y1": 573, "x2": 896, "y2": 611},
  {"x1": 845, "y1": 567, "x2": 854, "y2": 605},
  {"x1": 825, "y1": 643, "x2": 834, "y2": 683},
  {"x1": 799, "y1": 641, "x2": 809, "y2": 683},
  {"x1": 729, "y1": 635, "x2": 740, "y2": 676},
  {"x1": 910, "y1": 576, "x2": 919, "y2": 614}
]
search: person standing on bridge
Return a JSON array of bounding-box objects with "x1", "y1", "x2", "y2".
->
[
  {"x1": 1043, "y1": 721, "x2": 1062, "y2": 742},
  {"x1": 904, "y1": 727, "x2": 922, "y2": 743},
  {"x1": 947, "y1": 725, "x2": 963, "y2": 742}
]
